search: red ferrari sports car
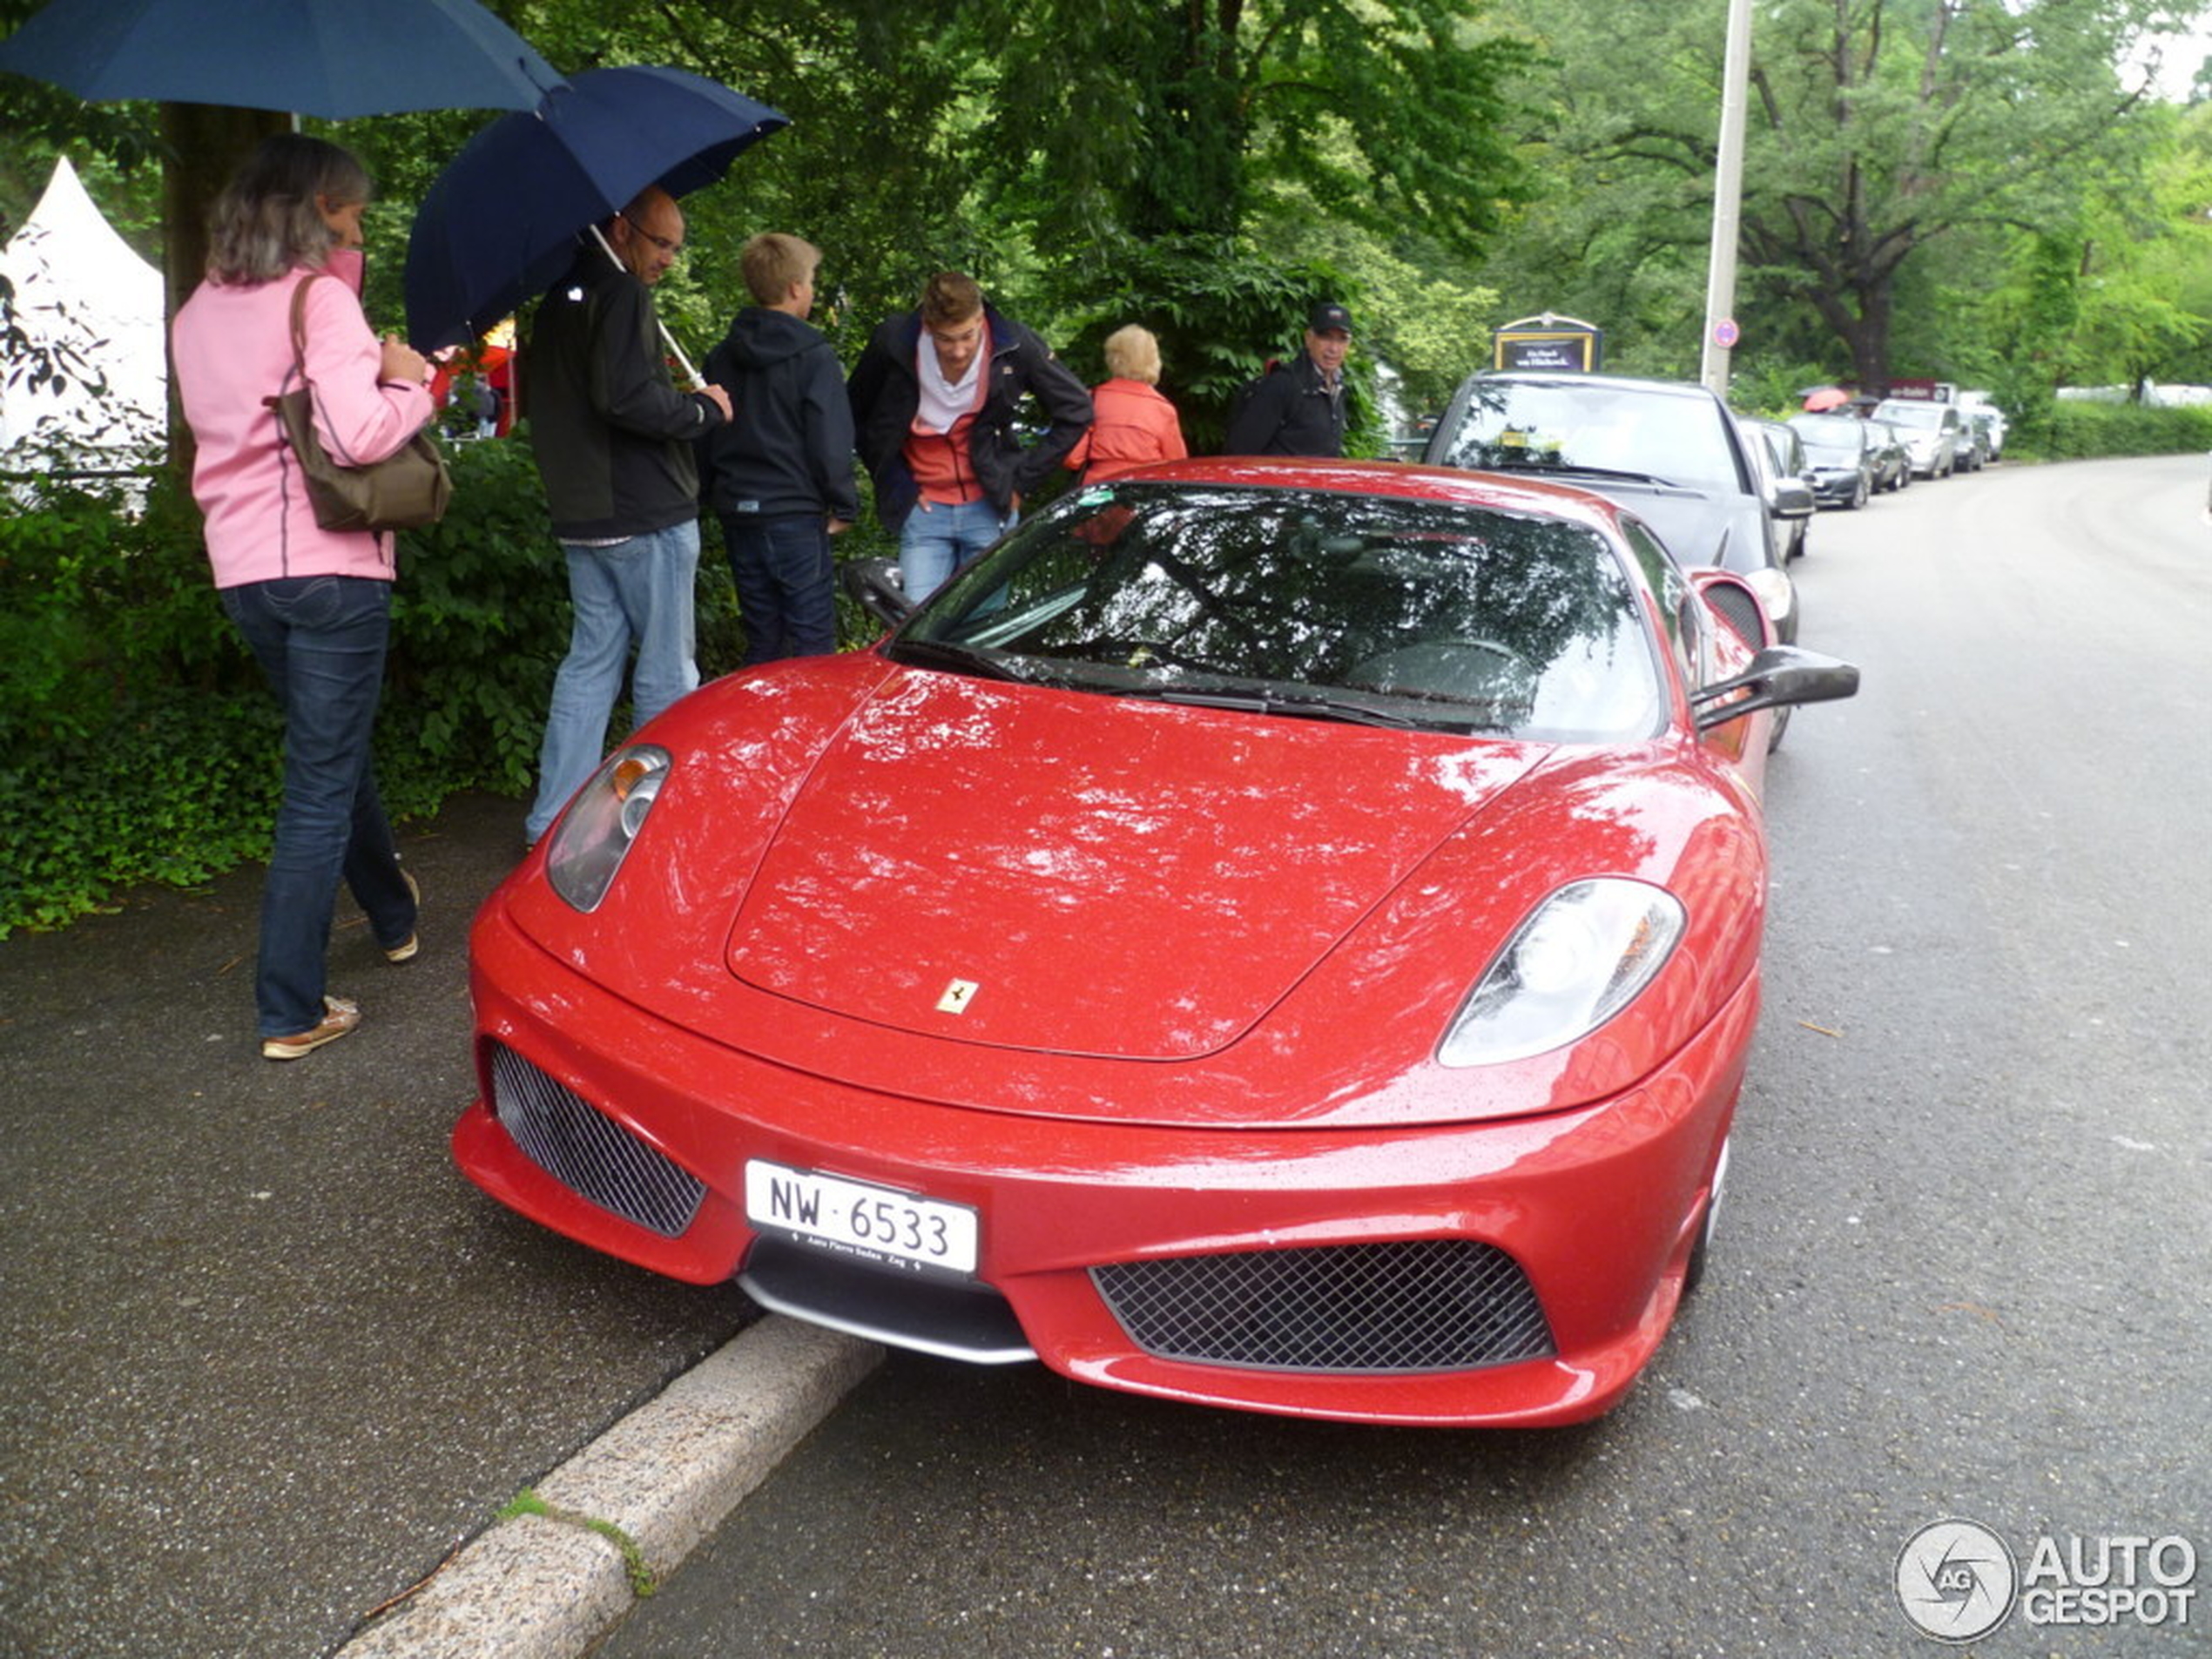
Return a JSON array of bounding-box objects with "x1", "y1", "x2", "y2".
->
[{"x1": 455, "y1": 458, "x2": 1856, "y2": 1426}]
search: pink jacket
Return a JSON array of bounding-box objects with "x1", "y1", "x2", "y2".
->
[
  {"x1": 172, "y1": 248, "x2": 435, "y2": 589},
  {"x1": 1064, "y1": 378, "x2": 1187, "y2": 482}
]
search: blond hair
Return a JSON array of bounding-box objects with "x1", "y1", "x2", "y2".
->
[
  {"x1": 1103, "y1": 324, "x2": 1163, "y2": 385},
  {"x1": 741, "y1": 233, "x2": 820, "y2": 307}
]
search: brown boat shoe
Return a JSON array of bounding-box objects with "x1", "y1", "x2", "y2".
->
[{"x1": 261, "y1": 995, "x2": 361, "y2": 1061}]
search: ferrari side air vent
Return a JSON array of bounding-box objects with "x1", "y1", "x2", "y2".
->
[{"x1": 488, "y1": 1042, "x2": 705, "y2": 1238}]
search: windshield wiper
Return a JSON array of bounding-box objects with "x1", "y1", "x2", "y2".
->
[
  {"x1": 1148, "y1": 685, "x2": 1432, "y2": 730},
  {"x1": 884, "y1": 637, "x2": 1023, "y2": 682}
]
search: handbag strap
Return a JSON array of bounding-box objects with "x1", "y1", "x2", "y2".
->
[{"x1": 287, "y1": 272, "x2": 327, "y2": 389}]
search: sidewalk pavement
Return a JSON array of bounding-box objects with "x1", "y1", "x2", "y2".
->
[{"x1": 0, "y1": 789, "x2": 874, "y2": 1659}]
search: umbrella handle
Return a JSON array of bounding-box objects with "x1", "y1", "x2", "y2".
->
[{"x1": 586, "y1": 223, "x2": 705, "y2": 390}]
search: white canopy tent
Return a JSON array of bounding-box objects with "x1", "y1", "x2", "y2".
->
[{"x1": 1, "y1": 155, "x2": 165, "y2": 468}]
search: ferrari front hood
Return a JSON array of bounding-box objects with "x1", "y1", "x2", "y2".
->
[{"x1": 725, "y1": 669, "x2": 1541, "y2": 1060}]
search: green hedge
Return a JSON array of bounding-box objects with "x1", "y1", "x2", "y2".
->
[
  {"x1": 0, "y1": 436, "x2": 895, "y2": 938},
  {"x1": 2027, "y1": 398, "x2": 2212, "y2": 462}
]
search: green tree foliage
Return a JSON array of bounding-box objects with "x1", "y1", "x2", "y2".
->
[
  {"x1": 971, "y1": 0, "x2": 1535, "y2": 258},
  {"x1": 1479, "y1": 0, "x2": 2200, "y2": 389}
]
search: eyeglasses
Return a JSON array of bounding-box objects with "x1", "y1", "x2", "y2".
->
[{"x1": 619, "y1": 214, "x2": 685, "y2": 258}]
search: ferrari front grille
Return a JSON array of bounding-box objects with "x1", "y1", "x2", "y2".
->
[
  {"x1": 487, "y1": 1042, "x2": 705, "y2": 1238},
  {"x1": 1093, "y1": 1239, "x2": 1554, "y2": 1374}
]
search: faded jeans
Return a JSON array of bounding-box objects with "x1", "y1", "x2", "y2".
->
[
  {"x1": 898, "y1": 496, "x2": 1011, "y2": 600},
  {"x1": 527, "y1": 522, "x2": 701, "y2": 841},
  {"x1": 220, "y1": 575, "x2": 416, "y2": 1038}
]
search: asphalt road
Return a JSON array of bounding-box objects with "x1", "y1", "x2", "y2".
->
[
  {"x1": 0, "y1": 792, "x2": 757, "y2": 1659},
  {"x1": 593, "y1": 453, "x2": 2212, "y2": 1657},
  {"x1": 3, "y1": 455, "x2": 2204, "y2": 1659}
]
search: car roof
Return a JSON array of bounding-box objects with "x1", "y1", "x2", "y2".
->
[{"x1": 1466, "y1": 368, "x2": 1726, "y2": 405}]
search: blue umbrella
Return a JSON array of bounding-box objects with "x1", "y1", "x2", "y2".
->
[
  {"x1": 0, "y1": 0, "x2": 559, "y2": 118},
  {"x1": 404, "y1": 64, "x2": 788, "y2": 356}
]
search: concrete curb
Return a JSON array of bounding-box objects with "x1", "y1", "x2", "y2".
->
[{"x1": 338, "y1": 1318, "x2": 882, "y2": 1657}]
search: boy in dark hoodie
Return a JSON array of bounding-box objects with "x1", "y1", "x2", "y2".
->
[{"x1": 698, "y1": 233, "x2": 860, "y2": 663}]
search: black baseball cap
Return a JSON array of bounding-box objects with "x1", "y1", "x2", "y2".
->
[{"x1": 1308, "y1": 301, "x2": 1353, "y2": 335}]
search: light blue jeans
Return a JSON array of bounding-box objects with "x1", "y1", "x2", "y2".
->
[
  {"x1": 527, "y1": 522, "x2": 700, "y2": 841},
  {"x1": 898, "y1": 497, "x2": 1011, "y2": 600}
]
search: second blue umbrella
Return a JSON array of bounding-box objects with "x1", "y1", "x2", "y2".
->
[{"x1": 406, "y1": 64, "x2": 788, "y2": 354}]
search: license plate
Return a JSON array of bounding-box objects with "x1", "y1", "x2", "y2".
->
[{"x1": 745, "y1": 1160, "x2": 979, "y2": 1278}]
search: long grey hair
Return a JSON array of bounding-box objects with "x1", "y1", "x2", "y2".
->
[{"x1": 204, "y1": 133, "x2": 371, "y2": 286}]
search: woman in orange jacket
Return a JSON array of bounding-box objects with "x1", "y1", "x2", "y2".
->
[{"x1": 1066, "y1": 325, "x2": 1187, "y2": 482}]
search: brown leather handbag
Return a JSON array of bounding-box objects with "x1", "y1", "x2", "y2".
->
[{"x1": 266, "y1": 275, "x2": 450, "y2": 534}]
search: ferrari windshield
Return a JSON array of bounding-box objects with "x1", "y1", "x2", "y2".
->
[
  {"x1": 1430, "y1": 380, "x2": 1746, "y2": 496},
  {"x1": 891, "y1": 482, "x2": 1665, "y2": 741}
]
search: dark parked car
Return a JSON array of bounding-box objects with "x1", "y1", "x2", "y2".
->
[
  {"x1": 1865, "y1": 421, "x2": 1912, "y2": 493},
  {"x1": 1423, "y1": 371, "x2": 1807, "y2": 647},
  {"x1": 1787, "y1": 412, "x2": 1877, "y2": 509}
]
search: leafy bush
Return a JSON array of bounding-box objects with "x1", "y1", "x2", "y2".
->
[
  {"x1": 0, "y1": 435, "x2": 905, "y2": 938},
  {"x1": 0, "y1": 473, "x2": 280, "y2": 932},
  {"x1": 378, "y1": 436, "x2": 565, "y2": 813}
]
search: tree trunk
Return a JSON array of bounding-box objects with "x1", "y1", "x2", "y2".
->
[{"x1": 158, "y1": 103, "x2": 287, "y2": 473}]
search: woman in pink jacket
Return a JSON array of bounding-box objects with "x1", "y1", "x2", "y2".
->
[
  {"x1": 172, "y1": 135, "x2": 435, "y2": 1060},
  {"x1": 1065, "y1": 325, "x2": 1187, "y2": 483}
]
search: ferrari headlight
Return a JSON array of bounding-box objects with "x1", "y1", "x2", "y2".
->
[
  {"x1": 545, "y1": 745, "x2": 671, "y2": 913},
  {"x1": 1440, "y1": 879, "x2": 1685, "y2": 1067}
]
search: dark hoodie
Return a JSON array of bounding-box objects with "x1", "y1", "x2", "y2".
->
[{"x1": 697, "y1": 307, "x2": 860, "y2": 523}]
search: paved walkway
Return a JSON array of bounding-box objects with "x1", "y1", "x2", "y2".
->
[{"x1": 0, "y1": 791, "x2": 866, "y2": 1659}]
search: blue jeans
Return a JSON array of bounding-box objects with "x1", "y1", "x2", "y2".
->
[
  {"x1": 898, "y1": 497, "x2": 1010, "y2": 599},
  {"x1": 528, "y1": 522, "x2": 701, "y2": 840},
  {"x1": 220, "y1": 576, "x2": 416, "y2": 1039},
  {"x1": 720, "y1": 511, "x2": 835, "y2": 665}
]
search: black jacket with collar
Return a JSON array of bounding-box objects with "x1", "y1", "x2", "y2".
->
[
  {"x1": 1222, "y1": 347, "x2": 1347, "y2": 458},
  {"x1": 523, "y1": 253, "x2": 725, "y2": 541},
  {"x1": 846, "y1": 305, "x2": 1093, "y2": 532}
]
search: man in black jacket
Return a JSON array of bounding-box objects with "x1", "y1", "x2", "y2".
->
[
  {"x1": 522, "y1": 186, "x2": 732, "y2": 846},
  {"x1": 698, "y1": 233, "x2": 859, "y2": 664},
  {"x1": 847, "y1": 272, "x2": 1092, "y2": 597},
  {"x1": 1223, "y1": 300, "x2": 1353, "y2": 458}
]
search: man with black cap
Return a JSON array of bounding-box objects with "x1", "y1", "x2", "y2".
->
[{"x1": 1223, "y1": 300, "x2": 1353, "y2": 457}]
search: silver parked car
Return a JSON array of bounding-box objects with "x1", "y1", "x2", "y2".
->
[
  {"x1": 1871, "y1": 399, "x2": 1963, "y2": 479},
  {"x1": 1423, "y1": 370, "x2": 1808, "y2": 644}
]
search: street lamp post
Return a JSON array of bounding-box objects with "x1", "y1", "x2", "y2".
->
[{"x1": 1701, "y1": 0, "x2": 1755, "y2": 396}]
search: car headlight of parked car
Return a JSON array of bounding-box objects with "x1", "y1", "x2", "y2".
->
[
  {"x1": 546, "y1": 745, "x2": 671, "y2": 913},
  {"x1": 1739, "y1": 565, "x2": 1796, "y2": 627},
  {"x1": 1440, "y1": 879, "x2": 1687, "y2": 1067}
]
